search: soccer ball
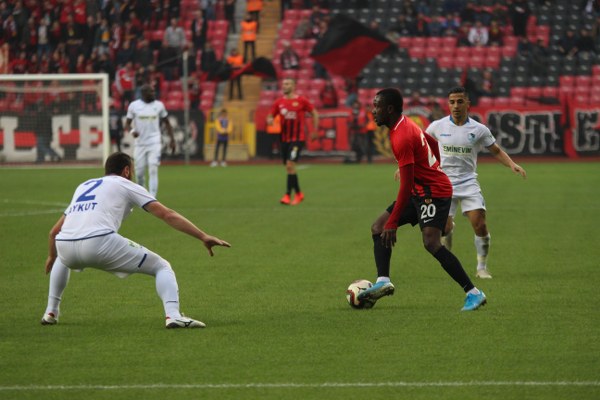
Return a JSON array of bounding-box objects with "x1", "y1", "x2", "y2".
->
[{"x1": 346, "y1": 279, "x2": 375, "y2": 309}]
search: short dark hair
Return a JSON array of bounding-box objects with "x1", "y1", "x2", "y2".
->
[
  {"x1": 376, "y1": 88, "x2": 403, "y2": 113},
  {"x1": 105, "y1": 152, "x2": 132, "y2": 175},
  {"x1": 448, "y1": 86, "x2": 468, "y2": 97}
]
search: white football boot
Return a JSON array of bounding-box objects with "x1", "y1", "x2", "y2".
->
[{"x1": 165, "y1": 316, "x2": 206, "y2": 329}]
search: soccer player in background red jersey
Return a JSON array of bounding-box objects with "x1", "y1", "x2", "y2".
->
[
  {"x1": 357, "y1": 88, "x2": 487, "y2": 311},
  {"x1": 267, "y1": 78, "x2": 319, "y2": 205}
]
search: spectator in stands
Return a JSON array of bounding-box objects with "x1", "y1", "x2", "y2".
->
[
  {"x1": 388, "y1": 14, "x2": 416, "y2": 38},
  {"x1": 468, "y1": 20, "x2": 489, "y2": 47},
  {"x1": 309, "y1": 5, "x2": 325, "y2": 34},
  {"x1": 558, "y1": 29, "x2": 579, "y2": 57},
  {"x1": 487, "y1": 20, "x2": 504, "y2": 46},
  {"x1": 319, "y1": 80, "x2": 338, "y2": 108},
  {"x1": 294, "y1": 17, "x2": 312, "y2": 39},
  {"x1": 226, "y1": 48, "x2": 243, "y2": 100},
  {"x1": 200, "y1": 0, "x2": 216, "y2": 21},
  {"x1": 529, "y1": 38, "x2": 548, "y2": 76},
  {"x1": 517, "y1": 35, "x2": 531, "y2": 56},
  {"x1": 63, "y1": 15, "x2": 83, "y2": 72},
  {"x1": 201, "y1": 42, "x2": 218, "y2": 74},
  {"x1": 428, "y1": 15, "x2": 446, "y2": 37},
  {"x1": 158, "y1": 38, "x2": 178, "y2": 80},
  {"x1": 241, "y1": 13, "x2": 257, "y2": 62},
  {"x1": 115, "y1": 39, "x2": 135, "y2": 66},
  {"x1": 443, "y1": 0, "x2": 463, "y2": 15},
  {"x1": 475, "y1": 69, "x2": 496, "y2": 98},
  {"x1": 279, "y1": 40, "x2": 300, "y2": 70},
  {"x1": 115, "y1": 61, "x2": 136, "y2": 111},
  {"x1": 225, "y1": 0, "x2": 236, "y2": 33},
  {"x1": 405, "y1": 90, "x2": 428, "y2": 107},
  {"x1": 414, "y1": 13, "x2": 430, "y2": 37},
  {"x1": 81, "y1": 15, "x2": 97, "y2": 59},
  {"x1": 575, "y1": 28, "x2": 597, "y2": 54},
  {"x1": 191, "y1": 10, "x2": 207, "y2": 51},
  {"x1": 94, "y1": 17, "x2": 111, "y2": 56},
  {"x1": 509, "y1": 0, "x2": 530, "y2": 37},
  {"x1": 37, "y1": 15, "x2": 51, "y2": 59},
  {"x1": 164, "y1": 17, "x2": 186, "y2": 54},
  {"x1": 427, "y1": 97, "x2": 445, "y2": 121},
  {"x1": 247, "y1": 0, "x2": 263, "y2": 33},
  {"x1": 490, "y1": 4, "x2": 509, "y2": 26},
  {"x1": 441, "y1": 12, "x2": 461, "y2": 35},
  {"x1": 456, "y1": 23, "x2": 471, "y2": 46},
  {"x1": 460, "y1": 2, "x2": 478, "y2": 25},
  {"x1": 136, "y1": 39, "x2": 154, "y2": 68},
  {"x1": 344, "y1": 77, "x2": 359, "y2": 107}
]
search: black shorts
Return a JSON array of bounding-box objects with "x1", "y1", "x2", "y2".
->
[
  {"x1": 281, "y1": 141, "x2": 304, "y2": 164},
  {"x1": 386, "y1": 196, "x2": 451, "y2": 233}
]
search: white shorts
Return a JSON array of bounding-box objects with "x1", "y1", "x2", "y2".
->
[
  {"x1": 56, "y1": 233, "x2": 166, "y2": 278},
  {"x1": 134, "y1": 143, "x2": 162, "y2": 169},
  {"x1": 449, "y1": 191, "x2": 486, "y2": 217}
]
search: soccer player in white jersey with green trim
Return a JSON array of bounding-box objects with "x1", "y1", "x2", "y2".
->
[
  {"x1": 426, "y1": 87, "x2": 527, "y2": 279},
  {"x1": 41, "y1": 152, "x2": 231, "y2": 328},
  {"x1": 125, "y1": 84, "x2": 175, "y2": 197}
]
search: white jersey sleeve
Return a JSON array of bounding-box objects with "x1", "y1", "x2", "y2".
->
[{"x1": 56, "y1": 175, "x2": 156, "y2": 240}]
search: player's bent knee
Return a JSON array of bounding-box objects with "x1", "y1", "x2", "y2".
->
[{"x1": 138, "y1": 251, "x2": 173, "y2": 276}]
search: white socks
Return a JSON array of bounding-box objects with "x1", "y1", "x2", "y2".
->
[
  {"x1": 474, "y1": 233, "x2": 491, "y2": 270},
  {"x1": 376, "y1": 277, "x2": 391, "y2": 283},
  {"x1": 45, "y1": 260, "x2": 71, "y2": 316},
  {"x1": 155, "y1": 267, "x2": 181, "y2": 319}
]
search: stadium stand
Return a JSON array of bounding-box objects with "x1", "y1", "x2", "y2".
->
[{"x1": 262, "y1": 0, "x2": 600, "y2": 110}]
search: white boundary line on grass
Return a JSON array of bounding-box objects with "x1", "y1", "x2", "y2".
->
[
  {"x1": 0, "y1": 199, "x2": 67, "y2": 217},
  {"x1": 1, "y1": 381, "x2": 599, "y2": 391}
]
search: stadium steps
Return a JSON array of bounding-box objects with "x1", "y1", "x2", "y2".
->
[{"x1": 222, "y1": 0, "x2": 280, "y2": 112}]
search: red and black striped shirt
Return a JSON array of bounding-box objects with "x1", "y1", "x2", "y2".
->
[{"x1": 270, "y1": 95, "x2": 315, "y2": 143}]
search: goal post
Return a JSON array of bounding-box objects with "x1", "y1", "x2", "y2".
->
[{"x1": 0, "y1": 73, "x2": 110, "y2": 164}]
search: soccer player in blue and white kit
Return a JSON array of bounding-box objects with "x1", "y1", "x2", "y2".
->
[
  {"x1": 426, "y1": 87, "x2": 526, "y2": 279},
  {"x1": 124, "y1": 84, "x2": 175, "y2": 197},
  {"x1": 41, "y1": 152, "x2": 231, "y2": 328}
]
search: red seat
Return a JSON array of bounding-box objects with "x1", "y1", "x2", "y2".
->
[
  {"x1": 408, "y1": 46, "x2": 426, "y2": 59},
  {"x1": 542, "y1": 86, "x2": 558, "y2": 98},
  {"x1": 483, "y1": 54, "x2": 500, "y2": 68},
  {"x1": 469, "y1": 56, "x2": 485, "y2": 69},
  {"x1": 412, "y1": 37, "x2": 426, "y2": 47},
  {"x1": 575, "y1": 76, "x2": 592, "y2": 88},
  {"x1": 511, "y1": 87, "x2": 526, "y2": 97},
  {"x1": 455, "y1": 47, "x2": 470, "y2": 57},
  {"x1": 441, "y1": 36, "x2": 457, "y2": 48},
  {"x1": 438, "y1": 46, "x2": 455, "y2": 58},
  {"x1": 437, "y1": 56, "x2": 454, "y2": 69},
  {"x1": 478, "y1": 97, "x2": 494, "y2": 107},
  {"x1": 559, "y1": 76, "x2": 575, "y2": 88},
  {"x1": 526, "y1": 87, "x2": 542, "y2": 98},
  {"x1": 574, "y1": 94, "x2": 589, "y2": 104},
  {"x1": 494, "y1": 97, "x2": 510, "y2": 106},
  {"x1": 501, "y1": 45, "x2": 516, "y2": 57},
  {"x1": 398, "y1": 37, "x2": 411, "y2": 48}
]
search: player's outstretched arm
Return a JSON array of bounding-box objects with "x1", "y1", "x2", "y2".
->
[
  {"x1": 488, "y1": 143, "x2": 527, "y2": 179},
  {"x1": 144, "y1": 201, "x2": 231, "y2": 256},
  {"x1": 45, "y1": 215, "x2": 65, "y2": 274}
]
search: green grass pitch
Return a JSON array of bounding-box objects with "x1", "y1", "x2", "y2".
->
[{"x1": 0, "y1": 160, "x2": 598, "y2": 400}]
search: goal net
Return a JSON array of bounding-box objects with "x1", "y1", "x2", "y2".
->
[{"x1": 0, "y1": 74, "x2": 109, "y2": 164}]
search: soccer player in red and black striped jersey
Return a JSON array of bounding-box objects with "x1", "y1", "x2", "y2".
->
[
  {"x1": 357, "y1": 88, "x2": 487, "y2": 311},
  {"x1": 267, "y1": 78, "x2": 319, "y2": 205}
]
